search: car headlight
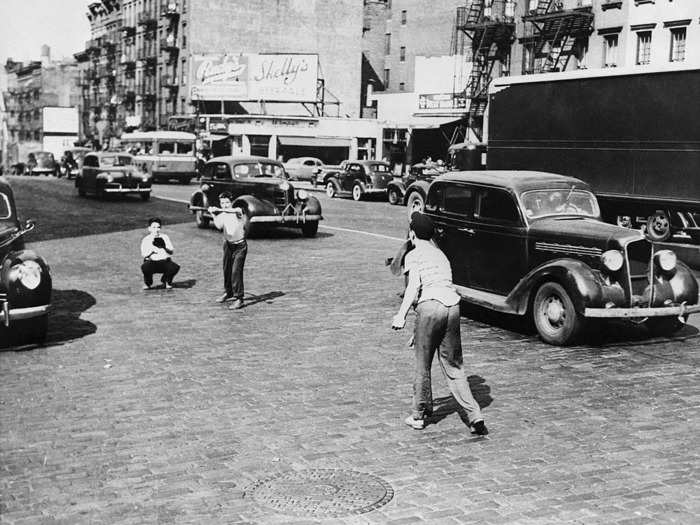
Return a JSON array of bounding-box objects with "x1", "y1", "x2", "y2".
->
[
  {"x1": 601, "y1": 250, "x2": 624, "y2": 272},
  {"x1": 201, "y1": 183, "x2": 210, "y2": 191},
  {"x1": 8, "y1": 260, "x2": 43, "y2": 290},
  {"x1": 296, "y1": 189, "x2": 309, "y2": 201},
  {"x1": 279, "y1": 181, "x2": 290, "y2": 191},
  {"x1": 654, "y1": 250, "x2": 677, "y2": 273}
]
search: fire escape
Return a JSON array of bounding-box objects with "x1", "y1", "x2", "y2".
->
[
  {"x1": 522, "y1": 0, "x2": 594, "y2": 74},
  {"x1": 454, "y1": 1, "x2": 515, "y2": 142}
]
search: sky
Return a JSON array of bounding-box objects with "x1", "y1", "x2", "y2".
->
[{"x1": 0, "y1": 0, "x2": 92, "y2": 64}]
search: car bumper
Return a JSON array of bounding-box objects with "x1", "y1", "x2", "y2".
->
[
  {"x1": 363, "y1": 187, "x2": 388, "y2": 194},
  {"x1": 104, "y1": 186, "x2": 151, "y2": 193},
  {"x1": 584, "y1": 303, "x2": 700, "y2": 318},
  {"x1": 1, "y1": 303, "x2": 50, "y2": 326},
  {"x1": 250, "y1": 214, "x2": 323, "y2": 224}
]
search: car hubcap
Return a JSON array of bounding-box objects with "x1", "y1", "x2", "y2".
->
[
  {"x1": 544, "y1": 296, "x2": 565, "y2": 326},
  {"x1": 650, "y1": 214, "x2": 669, "y2": 235},
  {"x1": 326, "y1": 184, "x2": 334, "y2": 197},
  {"x1": 353, "y1": 187, "x2": 361, "y2": 199}
]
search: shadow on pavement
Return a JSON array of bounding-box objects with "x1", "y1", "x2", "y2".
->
[
  {"x1": 430, "y1": 376, "x2": 493, "y2": 426},
  {"x1": 247, "y1": 226, "x2": 333, "y2": 240},
  {"x1": 238, "y1": 290, "x2": 285, "y2": 309},
  {"x1": 45, "y1": 289, "x2": 97, "y2": 345}
]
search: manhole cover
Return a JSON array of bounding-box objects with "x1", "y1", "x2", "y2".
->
[{"x1": 247, "y1": 468, "x2": 394, "y2": 518}]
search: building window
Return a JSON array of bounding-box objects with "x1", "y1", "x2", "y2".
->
[
  {"x1": 399, "y1": 82, "x2": 405, "y2": 91},
  {"x1": 523, "y1": 43, "x2": 535, "y2": 73},
  {"x1": 604, "y1": 34, "x2": 619, "y2": 67},
  {"x1": 670, "y1": 27, "x2": 686, "y2": 62},
  {"x1": 383, "y1": 68, "x2": 390, "y2": 89},
  {"x1": 576, "y1": 40, "x2": 589, "y2": 69},
  {"x1": 384, "y1": 33, "x2": 391, "y2": 55},
  {"x1": 401, "y1": 10, "x2": 407, "y2": 25},
  {"x1": 636, "y1": 31, "x2": 652, "y2": 65},
  {"x1": 399, "y1": 46, "x2": 406, "y2": 62}
]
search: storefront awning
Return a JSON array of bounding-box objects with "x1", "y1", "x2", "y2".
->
[
  {"x1": 407, "y1": 115, "x2": 465, "y2": 129},
  {"x1": 277, "y1": 136, "x2": 352, "y2": 148}
]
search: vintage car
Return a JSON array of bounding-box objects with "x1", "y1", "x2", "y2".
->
[
  {"x1": 323, "y1": 160, "x2": 393, "y2": 201},
  {"x1": 75, "y1": 152, "x2": 152, "y2": 200},
  {"x1": 283, "y1": 157, "x2": 325, "y2": 181},
  {"x1": 0, "y1": 177, "x2": 52, "y2": 346},
  {"x1": 422, "y1": 171, "x2": 700, "y2": 345},
  {"x1": 387, "y1": 162, "x2": 444, "y2": 209},
  {"x1": 188, "y1": 155, "x2": 323, "y2": 237},
  {"x1": 28, "y1": 151, "x2": 59, "y2": 176}
]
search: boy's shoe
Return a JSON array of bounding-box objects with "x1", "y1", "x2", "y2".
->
[
  {"x1": 142, "y1": 284, "x2": 151, "y2": 290},
  {"x1": 164, "y1": 283, "x2": 173, "y2": 290},
  {"x1": 216, "y1": 293, "x2": 233, "y2": 303},
  {"x1": 470, "y1": 420, "x2": 489, "y2": 436},
  {"x1": 404, "y1": 415, "x2": 425, "y2": 430},
  {"x1": 229, "y1": 299, "x2": 244, "y2": 310}
]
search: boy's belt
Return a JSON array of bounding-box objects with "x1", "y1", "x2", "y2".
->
[{"x1": 226, "y1": 239, "x2": 246, "y2": 245}]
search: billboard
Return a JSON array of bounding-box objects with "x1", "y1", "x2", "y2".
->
[
  {"x1": 42, "y1": 106, "x2": 79, "y2": 134},
  {"x1": 190, "y1": 54, "x2": 319, "y2": 103}
]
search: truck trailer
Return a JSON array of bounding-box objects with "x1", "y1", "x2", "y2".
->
[{"x1": 486, "y1": 65, "x2": 700, "y2": 242}]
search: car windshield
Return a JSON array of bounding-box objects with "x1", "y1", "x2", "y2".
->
[
  {"x1": 100, "y1": 156, "x2": 132, "y2": 167},
  {"x1": 36, "y1": 152, "x2": 54, "y2": 166},
  {"x1": 0, "y1": 193, "x2": 10, "y2": 219},
  {"x1": 370, "y1": 163, "x2": 390, "y2": 173},
  {"x1": 521, "y1": 189, "x2": 599, "y2": 219},
  {"x1": 233, "y1": 162, "x2": 285, "y2": 178}
]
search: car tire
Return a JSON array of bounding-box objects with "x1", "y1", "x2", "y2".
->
[
  {"x1": 6, "y1": 314, "x2": 48, "y2": 347},
  {"x1": 352, "y1": 184, "x2": 363, "y2": 201},
  {"x1": 406, "y1": 192, "x2": 425, "y2": 218},
  {"x1": 140, "y1": 192, "x2": 151, "y2": 202},
  {"x1": 195, "y1": 210, "x2": 210, "y2": 229},
  {"x1": 645, "y1": 210, "x2": 672, "y2": 242},
  {"x1": 532, "y1": 281, "x2": 583, "y2": 346},
  {"x1": 388, "y1": 187, "x2": 401, "y2": 205},
  {"x1": 326, "y1": 180, "x2": 339, "y2": 198},
  {"x1": 301, "y1": 221, "x2": 319, "y2": 238},
  {"x1": 645, "y1": 316, "x2": 685, "y2": 337},
  {"x1": 77, "y1": 185, "x2": 86, "y2": 197}
]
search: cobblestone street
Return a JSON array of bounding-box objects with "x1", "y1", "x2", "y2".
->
[{"x1": 1, "y1": 187, "x2": 699, "y2": 524}]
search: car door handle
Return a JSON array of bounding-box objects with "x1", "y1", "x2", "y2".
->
[{"x1": 458, "y1": 227, "x2": 475, "y2": 235}]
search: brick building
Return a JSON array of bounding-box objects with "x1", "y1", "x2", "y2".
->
[{"x1": 1, "y1": 46, "x2": 80, "y2": 169}]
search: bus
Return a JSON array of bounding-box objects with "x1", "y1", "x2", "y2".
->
[{"x1": 119, "y1": 131, "x2": 197, "y2": 184}]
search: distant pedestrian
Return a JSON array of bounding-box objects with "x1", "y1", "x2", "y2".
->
[
  {"x1": 391, "y1": 211, "x2": 488, "y2": 436},
  {"x1": 208, "y1": 192, "x2": 248, "y2": 309},
  {"x1": 140, "y1": 217, "x2": 180, "y2": 290}
]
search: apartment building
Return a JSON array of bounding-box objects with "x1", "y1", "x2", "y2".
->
[{"x1": 2, "y1": 47, "x2": 80, "y2": 167}]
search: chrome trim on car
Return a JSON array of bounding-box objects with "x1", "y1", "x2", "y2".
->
[
  {"x1": 0, "y1": 303, "x2": 50, "y2": 326},
  {"x1": 250, "y1": 214, "x2": 323, "y2": 223},
  {"x1": 104, "y1": 187, "x2": 151, "y2": 193},
  {"x1": 535, "y1": 242, "x2": 603, "y2": 257},
  {"x1": 584, "y1": 303, "x2": 700, "y2": 318}
]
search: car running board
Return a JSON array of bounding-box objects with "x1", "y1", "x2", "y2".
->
[{"x1": 453, "y1": 285, "x2": 518, "y2": 315}]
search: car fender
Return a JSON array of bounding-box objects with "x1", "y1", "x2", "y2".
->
[
  {"x1": 304, "y1": 195, "x2": 322, "y2": 215},
  {"x1": 403, "y1": 180, "x2": 429, "y2": 205},
  {"x1": 387, "y1": 179, "x2": 406, "y2": 195},
  {"x1": 666, "y1": 260, "x2": 699, "y2": 304},
  {"x1": 232, "y1": 195, "x2": 274, "y2": 217},
  {"x1": 189, "y1": 190, "x2": 208, "y2": 209},
  {"x1": 1, "y1": 249, "x2": 52, "y2": 306},
  {"x1": 507, "y1": 258, "x2": 606, "y2": 315},
  {"x1": 322, "y1": 171, "x2": 340, "y2": 185},
  {"x1": 352, "y1": 179, "x2": 368, "y2": 192}
]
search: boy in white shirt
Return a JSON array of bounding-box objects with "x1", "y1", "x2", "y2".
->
[
  {"x1": 140, "y1": 217, "x2": 180, "y2": 290},
  {"x1": 392, "y1": 212, "x2": 488, "y2": 435}
]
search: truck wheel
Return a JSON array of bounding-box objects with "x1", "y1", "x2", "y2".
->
[
  {"x1": 388, "y1": 187, "x2": 401, "y2": 205},
  {"x1": 645, "y1": 316, "x2": 685, "y2": 337},
  {"x1": 195, "y1": 210, "x2": 210, "y2": 229},
  {"x1": 646, "y1": 211, "x2": 671, "y2": 242},
  {"x1": 532, "y1": 282, "x2": 583, "y2": 346},
  {"x1": 326, "y1": 180, "x2": 338, "y2": 198},
  {"x1": 301, "y1": 221, "x2": 319, "y2": 237},
  {"x1": 352, "y1": 184, "x2": 363, "y2": 201},
  {"x1": 406, "y1": 192, "x2": 425, "y2": 218}
]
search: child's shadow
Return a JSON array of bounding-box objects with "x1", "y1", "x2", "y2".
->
[
  {"x1": 172, "y1": 279, "x2": 196, "y2": 289},
  {"x1": 430, "y1": 376, "x2": 493, "y2": 425},
  {"x1": 234, "y1": 291, "x2": 285, "y2": 309}
]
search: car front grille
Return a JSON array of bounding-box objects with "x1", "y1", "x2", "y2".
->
[
  {"x1": 626, "y1": 239, "x2": 653, "y2": 297},
  {"x1": 274, "y1": 187, "x2": 291, "y2": 210}
]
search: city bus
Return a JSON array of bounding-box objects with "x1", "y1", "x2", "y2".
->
[{"x1": 119, "y1": 131, "x2": 197, "y2": 184}]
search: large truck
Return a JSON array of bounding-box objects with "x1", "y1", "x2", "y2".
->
[{"x1": 486, "y1": 65, "x2": 700, "y2": 243}]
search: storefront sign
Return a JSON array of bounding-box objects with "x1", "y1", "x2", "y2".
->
[
  {"x1": 418, "y1": 93, "x2": 467, "y2": 110},
  {"x1": 190, "y1": 53, "x2": 318, "y2": 102}
]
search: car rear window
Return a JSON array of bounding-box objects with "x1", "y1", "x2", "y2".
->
[
  {"x1": 234, "y1": 163, "x2": 285, "y2": 178},
  {"x1": 0, "y1": 194, "x2": 10, "y2": 219},
  {"x1": 370, "y1": 163, "x2": 390, "y2": 173}
]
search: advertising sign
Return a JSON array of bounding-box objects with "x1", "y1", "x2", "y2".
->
[
  {"x1": 42, "y1": 107, "x2": 79, "y2": 134},
  {"x1": 190, "y1": 53, "x2": 318, "y2": 103}
]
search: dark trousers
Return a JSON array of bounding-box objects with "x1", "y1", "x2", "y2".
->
[
  {"x1": 141, "y1": 259, "x2": 180, "y2": 286},
  {"x1": 223, "y1": 240, "x2": 247, "y2": 299}
]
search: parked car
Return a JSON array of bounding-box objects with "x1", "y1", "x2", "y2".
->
[
  {"x1": 75, "y1": 152, "x2": 152, "y2": 200},
  {"x1": 283, "y1": 157, "x2": 324, "y2": 181},
  {"x1": 0, "y1": 177, "x2": 52, "y2": 345},
  {"x1": 28, "y1": 151, "x2": 59, "y2": 176},
  {"x1": 322, "y1": 160, "x2": 393, "y2": 201},
  {"x1": 311, "y1": 160, "x2": 348, "y2": 188},
  {"x1": 422, "y1": 170, "x2": 700, "y2": 345},
  {"x1": 387, "y1": 162, "x2": 444, "y2": 209},
  {"x1": 188, "y1": 155, "x2": 323, "y2": 237},
  {"x1": 60, "y1": 147, "x2": 91, "y2": 179}
]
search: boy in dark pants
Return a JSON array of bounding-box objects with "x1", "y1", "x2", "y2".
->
[
  {"x1": 208, "y1": 192, "x2": 248, "y2": 309},
  {"x1": 391, "y1": 212, "x2": 488, "y2": 436},
  {"x1": 140, "y1": 217, "x2": 180, "y2": 289}
]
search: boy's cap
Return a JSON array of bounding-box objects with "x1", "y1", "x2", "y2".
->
[{"x1": 410, "y1": 211, "x2": 434, "y2": 240}]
